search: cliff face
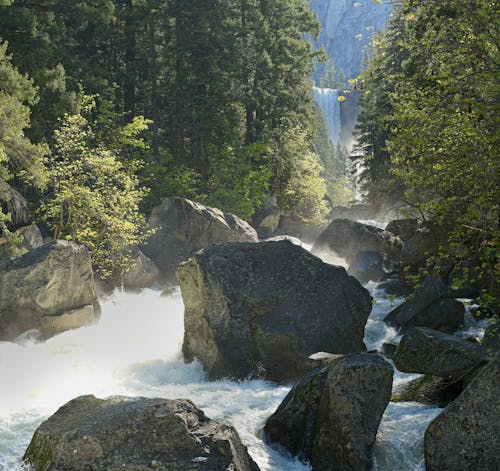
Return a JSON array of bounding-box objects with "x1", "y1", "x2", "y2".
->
[{"x1": 310, "y1": 0, "x2": 392, "y2": 80}]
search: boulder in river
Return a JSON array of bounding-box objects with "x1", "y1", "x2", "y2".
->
[
  {"x1": 177, "y1": 240, "x2": 372, "y2": 382},
  {"x1": 0, "y1": 240, "x2": 100, "y2": 341},
  {"x1": 384, "y1": 273, "x2": 464, "y2": 333},
  {"x1": 347, "y1": 251, "x2": 386, "y2": 283},
  {"x1": 142, "y1": 197, "x2": 258, "y2": 280},
  {"x1": 24, "y1": 394, "x2": 260, "y2": 471},
  {"x1": 385, "y1": 218, "x2": 418, "y2": 241},
  {"x1": 122, "y1": 246, "x2": 160, "y2": 290},
  {"x1": 424, "y1": 355, "x2": 500, "y2": 471},
  {"x1": 393, "y1": 327, "x2": 488, "y2": 379},
  {"x1": 311, "y1": 218, "x2": 402, "y2": 266},
  {"x1": 264, "y1": 353, "x2": 393, "y2": 471}
]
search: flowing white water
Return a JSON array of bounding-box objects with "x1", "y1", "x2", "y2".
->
[
  {"x1": 313, "y1": 87, "x2": 342, "y2": 145},
  {"x1": 0, "y1": 283, "x2": 441, "y2": 471}
]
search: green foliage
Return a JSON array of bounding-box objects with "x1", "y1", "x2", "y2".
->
[
  {"x1": 319, "y1": 58, "x2": 345, "y2": 89},
  {"x1": 40, "y1": 97, "x2": 147, "y2": 279},
  {"x1": 275, "y1": 126, "x2": 329, "y2": 224},
  {"x1": 205, "y1": 143, "x2": 272, "y2": 221},
  {"x1": 355, "y1": 0, "x2": 500, "y2": 299}
]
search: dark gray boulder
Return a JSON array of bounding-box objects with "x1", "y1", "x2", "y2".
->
[
  {"x1": 0, "y1": 240, "x2": 100, "y2": 341},
  {"x1": 400, "y1": 228, "x2": 438, "y2": 267},
  {"x1": 142, "y1": 197, "x2": 258, "y2": 280},
  {"x1": 24, "y1": 395, "x2": 260, "y2": 471},
  {"x1": 384, "y1": 273, "x2": 464, "y2": 333},
  {"x1": 393, "y1": 327, "x2": 488, "y2": 379},
  {"x1": 264, "y1": 353, "x2": 393, "y2": 471},
  {"x1": 424, "y1": 355, "x2": 500, "y2": 471},
  {"x1": 312, "y1": 218, "x2": 402, "y2": 266},
  {"x1": 385, "y1": 219, "x2": 418, "y2": 241},
  {"x1": 177, "y1": 240, "x2": 372, "y2": 382},
  {"x1": 347, "y1": 251, "x2": 385, "y2": 283}
]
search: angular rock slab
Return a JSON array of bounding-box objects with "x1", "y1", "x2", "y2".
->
[
  {"x1": 384, "y1": 273, "x2": 464, "y2": 333},
  {"x1": 177, "y1": 240, "x2": 372, "y2": 382},
  {"x1": 142, "y1": 197, "x2": 258, "y2": 280},
  {"x1": 393, "y1": 327, "x2": 488, "y2": 379},
  {"x1": 0, "y1": 240, "x2": 100, "y2": 341},
  {"x1": 24, "y1": 395, "x2": 260, "y2": 471},
  {"x1": 312, "y1": 218, "x2": 401, "y2": 266},
  {"x1": 264, "y1": 353, "x2": 393, "y2": 471},
  {"x1": 424, "y1": 355, "x2": 500, "y2": 471}
]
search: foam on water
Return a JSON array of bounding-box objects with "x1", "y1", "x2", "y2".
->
[{"x1": 0, "y1": 283, "x2": 443, "y2": 470}]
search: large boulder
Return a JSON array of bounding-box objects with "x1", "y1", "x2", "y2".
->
[
  {"x1": 122, "y1": 246, "x2": 160, "y2": 290},
  {"x1": 400, "y1": 228, "x2": 439, "y2": 267},
  {"x1": 24, "y1": 395, "x2": 260, "y2": 471},
  {"x1": 347, "y1": 251, "x2": 385, "y2": 283},
  {"x1": 311, "y1": 218, "x2": 402, "y2": 266},
  {"x1": 384, "y1": 273, "x2": 464, "y2": 333},
  {"x1": 0, "y1": 240, "x2": 100, "y2": 341},
  {"x1": 424, "y1": 355, "x2": 500, "y2": 471},
  {"x1": 385, "y1": 218, "x2": 418, "y2": 241},
  {"x1": 393, "y1": 327, "x2": 488, "y2": 379},
  {"x1": 177, "y1": 240, "x2": 372, "y2": 382},
  {"x1": 252, "y1": 194, "x2": 281, "y2": 239},
  {"x1": 142, "y1": 197, "x2": 258, "y2": 280},
  {"x1": 264, "y1": 353, "x2": 393, "y2": 471}
]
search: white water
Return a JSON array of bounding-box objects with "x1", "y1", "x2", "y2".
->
[
  {"x1": 313, "y1": 87, "x2": 342, "y2": 145},
  {"x1": 0, "y1": 284, "x2": 441, "y2": 471}
]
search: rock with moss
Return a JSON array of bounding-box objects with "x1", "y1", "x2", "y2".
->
[
  {"x1": 393, "y1": 327, "x2": 488, "y2": 379},
  {"x1": 384, "y1": 273, "x2": 465, "y2": 333},
  {"x1": 24, "y1": 395, "x2": 260, "y2": 471},
  {"x1": 424, "y1": 355, "x2": 500, "y2": 471},
  {"x1": 142, "y1": 197, "x2": 258, "y2": 281},
  {"x1": 264, "y1": 353, "x2": 393, "y2": 471},
  {"x1": 0, "y1": 240, "x2": 100, "y2": 341},
  {"x1": 177, "y1": 240, "x2": 372, "y2": 382},
  {"x1": 391, "y1": 375, "x2": 464, "y2": 408}
]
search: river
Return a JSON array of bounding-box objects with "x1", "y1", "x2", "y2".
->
[{"x1": 0, "y1": 282, "x2": 443, "y2": 470}]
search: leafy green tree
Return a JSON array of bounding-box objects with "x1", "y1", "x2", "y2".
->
[
  {"x1": 41, "y1": 97, "x2": 147, "y2": 279},
  {"x1": 355, "y1": 0, "x2": 499, "y2": 298},
  {"x1": 0, "y1": 41, "x2": 47, "y2": 241}
]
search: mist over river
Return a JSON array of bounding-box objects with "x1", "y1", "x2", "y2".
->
[{"x1": 1, "y1": 284, "x2": 441, "y2": 471}]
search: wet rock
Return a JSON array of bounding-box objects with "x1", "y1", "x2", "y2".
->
[
  {"x1": 177, "y1": 240, "x2": 372, "y2": 382},
  {"x1": 391, "y1": 375, "x2": 464, "y2": 408},
  {"x1": 384, "y1": 273, "x2": 464, "y2": 333},
  {"x1": 24, "y1": 395, "x2": 260, "y2": 471},
  {"x1": 312, "y1": 218, "x2": 402, "y2": 266},
  {"x1": 393, "y1": 327, "x2": 488, "y2": 380},
  {"x1": 264, "y1": 353, "x2": 393, "y2": 471},
  {"x1": 378, "y1": 278, "x2": 412, "y2": 296},
  {"x1": 481, "y1": 318, "x2": 500, "y2": 355},
  {"x1": 382, "y1": 342, "x2": 397, "y2": 359},
  {"x1": 122, "y1": 246, "x2": 160, "y2": 290},
  {"x1": 142, "y1": 197, "x2": 257, "y2": 280},
  {"x1": 424, "y1": 355, "x2": 500, "y2": 471},
  {"x1": 348, "y1": 251, "x2": 386, "y2": 283},
  {"x1": 400, "y1": 229, "x2": 438, "y2": 267},
  {"x1": 0, "y1": 240, "x2": 100, "y2": 341}
]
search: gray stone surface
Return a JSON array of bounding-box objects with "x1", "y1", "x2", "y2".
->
[
  {"x1": 312, "y1": 218, "x2": 402, "y2": 266},
  {"x1": 0, "y1": 240, "x2": 100, "y2": 341},
  {"x1": 122, "y1": 246, "x2": 160, "y2": 290},
  {"x1": 178, "y1": 240, "x2": 372, "y2": 382},
  {"x1": 264, "y1": 353, "x2": 393, "y2": 471},
  {"x1": 142, "y1": 197, "x2": 257, "y2": 280},
  {"x1": 24, "y1": 395, "x2": 260, "y2": 471},
  {"x1": 393, "y1": 327, "x2": 488, "y2": 379},
  {"x1": 385, "y1": 219, "x2": 418, "y2": 241},
  {"x1": 424, "y1": 355, "x2": 500, "y2": 471},
  {"x1": 384, "y1": 273, "x2": 464, "y2": 333}
]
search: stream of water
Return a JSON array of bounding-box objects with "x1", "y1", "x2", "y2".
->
[{"x1": 0, "y1": 282, "x2": 442, "y2": 470}]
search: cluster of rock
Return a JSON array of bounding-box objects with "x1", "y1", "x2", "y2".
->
[{"x1": 9, "y1": 197, "x2": 499, "y2": 470}]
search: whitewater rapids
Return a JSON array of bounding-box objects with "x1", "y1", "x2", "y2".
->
[{"x1": 0, "y1": 284, "x2": 441, "y2": 470}]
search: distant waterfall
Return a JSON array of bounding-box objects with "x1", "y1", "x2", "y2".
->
[{"x1": 313, "y1": 87, "x2": 341, "y2": 145}]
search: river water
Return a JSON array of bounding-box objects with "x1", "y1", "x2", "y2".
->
[{"x1": 0, "y1": 281, "x2": 442, "y2": 471}]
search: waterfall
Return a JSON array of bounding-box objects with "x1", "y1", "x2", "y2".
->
[{"x1": 313, "y1": 87, "x2": 342, "y2": 145}]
